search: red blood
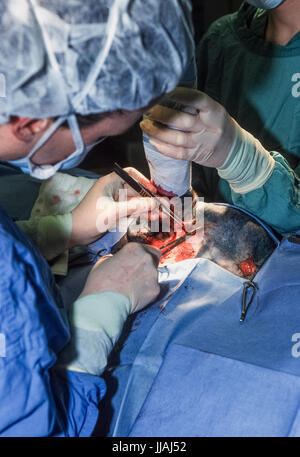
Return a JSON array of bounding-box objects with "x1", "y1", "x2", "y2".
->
[
  {"x1": 238, "y1": 257, "x2": 257, "y2": 276},
  {"x1": 74, "y1": 190, "x2": 80, "y2": 195},
  {"x1": 147, "y1": 227, "x2": 201, "y2": 265},
  {"x1": 52, "y1": 194, "x2": 61, "y2": 204},
  {"x1": 150, "y1": 180, "x2": 177, "y2": 197}
]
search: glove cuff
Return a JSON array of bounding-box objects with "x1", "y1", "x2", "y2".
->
[
  {"x1": 217, "y1": 125, "x2": 275, "y2": 194},
  {"x1": 70, "y1": 291, "x2": 131, "y2": 332},
  {"x1": 58, "y1": 291, "x2": 131, "y2": 375}
]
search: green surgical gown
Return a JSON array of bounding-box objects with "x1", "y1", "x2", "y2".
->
[{"x1": 194, "y1": 3, "x2": 300, "y2": 234}]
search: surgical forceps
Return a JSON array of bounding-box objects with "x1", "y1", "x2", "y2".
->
[
  {"x1": 112, "y1": 163, "x2": 184, "y2": 227},
  {"x1": 160, "y1": 230, "x2": 197, "y2": 256}
]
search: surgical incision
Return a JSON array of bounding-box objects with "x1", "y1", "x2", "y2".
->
[{"x1": 113, "y1": 197, "x2": 277, "y2": 281}]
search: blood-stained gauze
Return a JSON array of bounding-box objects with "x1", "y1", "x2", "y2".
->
[{"x1": 143, "y1": 101, "x2": 197, "y2": 197}]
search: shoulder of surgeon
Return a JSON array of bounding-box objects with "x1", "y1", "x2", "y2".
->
[
  {"x1": 196, "y1": 3, "x2": 256, "y2": 90},
  {"x1": 198, "y1": 3, "x2": 255, "y2": 44}
]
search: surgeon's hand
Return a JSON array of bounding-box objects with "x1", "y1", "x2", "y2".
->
[
  {"x1": 140, "y1": 87, "x2": 236, "y2": 169},
  {"x1": 70, "y1": 168, "x2": 158, "y2": 248},
  {"x1": 80, "y1": 242, "x2": 162, "y2": 313}
]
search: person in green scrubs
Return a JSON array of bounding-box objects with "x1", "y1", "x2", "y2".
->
[
  {"x1": 195, "y1": 0, "x2": 300, "y2": 202},
  {"x1": 140, "y1": 0, "x2": 300, "y2": 235}
]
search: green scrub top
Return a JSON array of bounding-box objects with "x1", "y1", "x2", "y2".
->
[{"x1": 194, "y1": 3, "x2": 300, "y2": 235}]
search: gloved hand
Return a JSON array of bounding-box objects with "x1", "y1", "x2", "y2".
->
[
  {"x1": 140, "y1": 87, "x2": 275, "y2": 194},
  {"x1": 79, "y1": 242, "x2": 162, "y2": 313},
  {"x1": 70, "y1": 168, "x2": 158, "y2": 248},
  {"x1": 140, "y1": 87, "x2": 236, "y2": 168}
]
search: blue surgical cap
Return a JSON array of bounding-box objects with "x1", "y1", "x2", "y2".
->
[{"x1": 0, "y1": 0, "x2": 194, "y2": 124}]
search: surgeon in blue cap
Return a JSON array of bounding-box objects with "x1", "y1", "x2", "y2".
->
[
  {"x1": 0, "y1": 0, "x2": 194, "y2": 436},
  {"x1": 141, "y1": 0, "x2": 300, "y2": 236}
]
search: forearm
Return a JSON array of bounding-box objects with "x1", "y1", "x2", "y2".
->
[
  {"x1": 16, "y1": 173, "x2": 99, "y2": 260},
  {"x1": 58, "y1": 292, "x2": 131, "y2": 376},
  {"x1": 16, "y1": 213, "x2": 73, "y2": 260},
  {"x1": 217, "y1": 123, "x2": 275, "y2": 194},
  {"x1": 220, "y1": 149, "x2": 300, "y2": 235}
]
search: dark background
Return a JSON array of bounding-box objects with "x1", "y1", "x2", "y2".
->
[{"x1": 81, "y1": 0, "x2": 243, "y2": 177}]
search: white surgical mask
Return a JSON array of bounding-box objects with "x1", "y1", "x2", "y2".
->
[
  {"x1": 9, "y1": 114, "x2": 106, "y2": 180},
  {"x1": 246, "y1": 0, "x2": 284, "y2": 9}
]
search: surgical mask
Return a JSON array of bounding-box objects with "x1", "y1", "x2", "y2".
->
[
  {"x1": 8, "y1": 114, "x2": 106, "y2": 180},
  {"x1": 246, "y1": 0, "x2": 284, "y2": 9}
]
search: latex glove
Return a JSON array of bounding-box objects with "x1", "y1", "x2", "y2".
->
[
  {"x1": 79, "y1": 242, "x2": 162, "y2": 313},
  {"x1": 140, "y1": 87, "x2": 236, "y2": 168},
  {"x1": 140, "y1": 87, "x2": 275, "y2": 194},
  {"x1": 70, "y1": 168, "x2": 158, "y2": 248}
]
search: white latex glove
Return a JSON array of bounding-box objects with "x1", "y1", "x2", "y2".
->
[
  {"x1": 140, "y1": 87, "x2": 236, "y2": 168},
  {"x1": 70, "y1": 168, "x2": 159, "y2": 248},
  {"x1": 140, "y1": 87, "x2": 275, "y2": 194},
  {"x1": 79, "y1": 242, "x2": 162, "y2": 313}
]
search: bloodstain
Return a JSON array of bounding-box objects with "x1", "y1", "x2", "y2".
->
[
  {"x1": 152, "y1": 181, "x2": 177, "y2": 197},
  {"x1": 138, "y1": 224, "x2": 203, "y2": 265},
  {"x1": 74, "y1": 190, "x2": 80, "y2": 195},
  {"x1": 159, "y1": 304, "x2": 167, "y2": 314},
  {"x1": 52, "y1": 194, "x2": 61, "y2": 204}
]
